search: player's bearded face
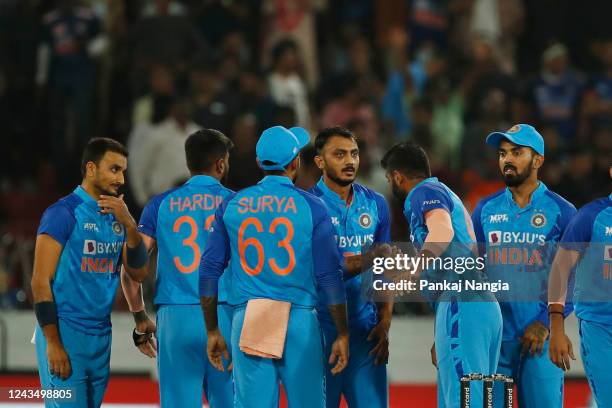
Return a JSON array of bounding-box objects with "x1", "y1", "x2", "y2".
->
[
  {"x1": 320, "y1": 137, "x2": 359, "y2": 187},
  {"x1": 387, "y1": 172, "x2": 407, "y2": 202},
  {"x1": 499, "y1": 151, "x2": 535, "y2": 187},
  {"x1": 92, "y1": 152, "x2": 127, "y2": 196}
]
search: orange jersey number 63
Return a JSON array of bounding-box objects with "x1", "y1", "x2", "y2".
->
[{"x1": 238, "y1": 217, "x2": 296, "y2": 276}]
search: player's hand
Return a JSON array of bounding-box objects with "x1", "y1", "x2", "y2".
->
[
  {"x1": 47, "y1": 340, "x2": 72, "y2": 380},
  {"x1": 98, "y1": 194, "x2": 136, "y2": 228},
  {"x1": 329, "y1": 334, "x2": 349, "y2": 375},
  {"x1": 430, "y1": 343, "x2": 437, "y2": 368},
  {"x1": 520, "y1": 321, "x2": 549, "y2": 356},
  {"x1": 367, "y1": 319, "x2": 390, "y2": 365},
  {"x1": 549, "y1": 331, "x2": 575, "y2": 371},
  {"x1": 207, "y1": 329, "x2": 231, "y2": 372},
  {"x1": 133, "y1": 312, "x2": 157, "y2": 358}
]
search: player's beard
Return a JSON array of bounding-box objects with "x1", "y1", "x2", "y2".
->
[
  {"x1": 391, "y1": 180, "x2": 407, "y2": 203},
  {"x1": 94, "y1": 177, "x2": 120, "y2": 197},
  {"x1": 502, "y1": 160, "x2": 533, "y2": 187},
  {"x1": 326, "y1": 166, "x2": 356, "y2": 187}
]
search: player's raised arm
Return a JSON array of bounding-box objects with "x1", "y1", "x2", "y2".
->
[{"x1": 199, "y1": 201, "x2": 232, "y2": 371}]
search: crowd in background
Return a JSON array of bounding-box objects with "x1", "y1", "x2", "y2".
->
[{"x1": 0, "y1": 0, "x2": 610, "y2": 310}]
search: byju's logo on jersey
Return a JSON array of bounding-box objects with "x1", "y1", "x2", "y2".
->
[
  {"x1": 112, "y1": 222, "x2": 123, "y2": 236},
  {"x1": 83, "y1": 239, "x2": 97, "y2": 255},
  {"x1": 489, "y1": 214, "x2": 509, "y2": 223},
  {"x1": 531, "y1": 213, "x2": 547, "y2": 228},
  {"x1": 488, "y1": 231, "x2": 502, "y2": 246},
  {"x1": 359, "y1": 213, "x2": 372, "y2": 228},
  {"x1": 331, "y1": 217, "x2": 340, "y2": 226}
]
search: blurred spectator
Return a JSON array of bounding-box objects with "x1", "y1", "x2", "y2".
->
[
  {"x1": 238, "y1": 69, "x2": 279, "y2": 131},
  {"x1": 268, "y1": 39, "x2": 311, "y2": 128},
  {"x1": 190, "y1": 64, "x2": 240, "y2": 136},
  {"x1": 129, "y1": 94, "x2": 199, "y2": 206},
  {"x1": 227, "y1": 114, "x2": 262, "y2": 191},
  {"x1": 320, "y1": 74, "x2": 378, "y2": 146},
  {"x1": 131, "y1": 63, "x2": 175, "y2": 126},
  {"x1": 519, "y1": 43, "x2": 586, "y2": 142},
  {"x1": 581, "y1": 39, "x2": 612, "y2": 134},
  {"x1": 427, "y1": 76, "x2": 464, "y2": 171},
  {"x1": 408, "y1": 0, "x2": 449, "y2": 52},
  {"x1": 261, "y1": 0, "x2": 323, "y2": 88},
  {"x1": 36, "y1": 0, "x2": 107, "y2": 181},
  {"x1": 126, "y1": 0, "x2": 205, "y2": 95},
  {"x1": 555, "y1": 149, "x2": 597, "y2": 208},
  {"x1": 354, "y1": 138, "x2": 388, "y2": 196}
]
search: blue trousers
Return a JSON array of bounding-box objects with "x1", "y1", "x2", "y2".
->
[
  {"x1": 580, "y1": 319, "x2": 612, "y2": 408},
  {"x1": 35, "y1": 320, "x2": 111, "y2": 408},
  {"x1": 157, "y1": 303, "x2": 234, "y2": 408},
  {"x1": 321, "y1": 321, "x2": 387, "y2": 408},
  {"x1": 493, "y1": 339, "x2": 563, "y2": 407},
  {"x1": 435, "y1": 301, "x2": 502, "y2": 408},
  {"x1": 231, "y1": 305, "x2": 325, "y2": 408}
]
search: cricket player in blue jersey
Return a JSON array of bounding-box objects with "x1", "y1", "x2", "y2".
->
[
  {"x1": 31, "y1": 138, "x2": 149, "y2": 408},
  {"x1": 548, "y1": 165, "x2": 612, "y2": 407},
  {"x1": 381, "y1": 142, "x2": 503, "y2": 408},
  {"x1": 309, "y1": 126, "x2": 392, "y2": 408},
  {"x1": 121, "y1": 129, "x2": 235, "y2": 407},
  {"x1": 199, "y1": 125, "x2": 350, "y2": 408},
  {"x1": 472, "y1": 124, "x2": 576, "y2": 407}
]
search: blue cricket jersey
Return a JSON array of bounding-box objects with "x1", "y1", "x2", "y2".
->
[
  {"x1": 403, "y1": 177, "x2": 478, "y2": 304},
  {"x1": 36, "y1": 186, "x2": 126, "y2": 335},
  {"x1": 138, "y1": 175, "x2": 234, "y2": 305},
  {"x1": 310, "y1": 179, "x2": 391, "y2": 330},
  {"x1": 199, "y1": 176, "x2": 345, "y2": 307},
  {"x1": 560, "y1": 194, "x2": 612, "y2": 324},
  {"x1": 472, "y1": 182, "x2": 576, "y2": 340}
]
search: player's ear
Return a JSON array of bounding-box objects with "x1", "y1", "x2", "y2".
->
[
  {"x1": 85, "y1": 161, "x2": 96, "y2": 178},
  {"x1": 533, "y1": 154, "x2": 544, "y2": 169},
  {"x1": 313, "y1": 155, "x2": 324, "y2": 170}
]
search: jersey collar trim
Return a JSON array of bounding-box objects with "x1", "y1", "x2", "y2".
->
[
  {"x1": 74, "y1": 186, "x2": 98, "y2": 209},
  {"x1": 185, "y1": 175, "x2": 220, "y2": 186},
  {"x1": 259, "y1": 175, "x2": 294, "y2": 186},
  {"x1": 316, "y1": 177, "x2": 354, "y2": 206},
  {"x1": 504, "y1": 181, "x2": 548, "y2": 209}
]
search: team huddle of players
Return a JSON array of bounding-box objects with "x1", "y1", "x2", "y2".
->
[{"x1": 31, "y1": 123, "x2": 612, "y2": 408}]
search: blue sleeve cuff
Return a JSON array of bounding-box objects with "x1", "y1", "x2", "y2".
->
[
  {"x1": 199, "y1": 277, "x2": 220, "y2": 297},
  {"x1": 320, "y1": 284, "x2": 346, "y2": 305}
]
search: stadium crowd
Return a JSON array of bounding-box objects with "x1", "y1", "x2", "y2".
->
[{"x1": 0, "y1": 0, "x2": 610, "y2": 309}]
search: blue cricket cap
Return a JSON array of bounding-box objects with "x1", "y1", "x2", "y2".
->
[
  {"x1": 485, "y1": 124, "x2": 545, "y2": 155},
  {"x1": 256, "y1": 126, "x2": 310, "y2": 171}
]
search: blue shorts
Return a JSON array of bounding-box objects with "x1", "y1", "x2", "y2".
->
[
  {"x1": 35, "y1": 319, "x2": 111, "y2": 408},
  {"x1": 321, "y1": 321, "x2": 387, "y2": 408},
  {"x1": 231, "y1": 305, "x2": 325, "y2": 408},
  {"x1": 435, "y1": 300, "x2": 502, "y2": 408},
  {"x1": 156, "y1": 303, "x2": 233, "y2": 408},
  {"x1": 493, "y1": 339, "x2": 563, "y2": 408},
  {"x1": 579, "y1": 319, "x2": 612, "y2": 408}
]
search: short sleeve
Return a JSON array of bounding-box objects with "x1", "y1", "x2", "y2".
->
[
  {"x1": 409, "y1": 185, "x2": 454, "y2": 224},
  {"x1": 37, "y1": 203, "x2": 76, "y2": 246},
  {"x1": 560, "y1": 210, "x2": 593, "y2": 244},
  {"x1": 138, "y1": 196, "x2": 161, "y2": 238}
]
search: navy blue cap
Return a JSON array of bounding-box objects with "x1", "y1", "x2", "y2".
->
[
  {"x1": 256, "y1": 126, "x2": 310, "y2": 171},
  {"x1": 486, "y1": 124, "x2": 545, "y2": 155}
]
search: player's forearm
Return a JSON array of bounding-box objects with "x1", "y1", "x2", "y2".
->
[
  {"x1": 41, "y1": 324, "x2": 63, "y2": 346},
  {"x1": 548, "y1": 303, "x2": 566, "y2": 335},
  {"x1": 327, "y1": 303, "x2": 349, "y2": 337},
  {"x1": 31, "y1": 276, "x2": 54, "y2": 303},
  {"x1": 200, "y1": 296, "x2": 219, "y2": 332},
  {"x1": 121, "y1": 268, "x2": 145, "y2": 312},
  {"x1": 376, "y1": 301, "x2": 394, "y2": 325},
  {"x1": 125, "y1": 222, "x2": 142, "y2": 248},
  {"x1": 547, "y1": 248, "x2": 578, "y2": 305}
]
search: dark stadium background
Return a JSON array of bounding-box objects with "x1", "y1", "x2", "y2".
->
[{"x1": 0, "y1": 0, "x2": 610, "y2": 406}]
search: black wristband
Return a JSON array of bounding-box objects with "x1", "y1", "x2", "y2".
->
[
  {"x1": 132, "y1": 329, "x2": 151, "y2": 347},
  {"x1": 127, "y1": 239, "x2": 147, "y2": 269},
  {"x1": 34, "y1": 301, "x2": 58, "y2": 327}
]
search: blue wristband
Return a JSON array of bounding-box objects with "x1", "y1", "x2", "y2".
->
[
  {"x1": 35, "y1": 301, "x2": 58, "y2": 327},
  {"x1": 127, "y1": 239, "x2": 147, "y2": 269}
]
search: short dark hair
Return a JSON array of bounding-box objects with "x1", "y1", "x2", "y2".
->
[
  {"x1": 185, "y1": 129, "x2": 234, "y2": 173},
  {"x1": 380, "y1": 142, "x2": 431, "y2": 179},
  {"x1": 315, "y1": 126, "x2": 357, "y2": 154},
  {"x1": 81, "y1": 138, "x2": 128, "y2": 176}
]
